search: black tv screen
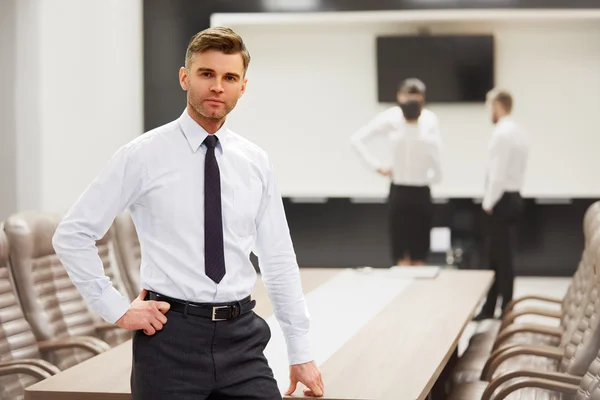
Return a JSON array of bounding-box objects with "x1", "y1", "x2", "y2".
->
[{"x1": 376, "y1": 34, "x2": 495, "y2": 103}]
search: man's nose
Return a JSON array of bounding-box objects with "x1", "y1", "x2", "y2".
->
[{"x1": 211, "y1": 81, "x2": 224, "y2": 93}]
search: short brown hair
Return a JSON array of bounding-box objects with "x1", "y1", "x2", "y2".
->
[
  {"x1": 488, "y1": 89, "x2": 513, "y2": 112},
  {"x1": 185, "y1": 27, "x2": 251, "y2": 73},
  {"x1": 398, "y1": 78, "x2": 426, "y2": 95}
]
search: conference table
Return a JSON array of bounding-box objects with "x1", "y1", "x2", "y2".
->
[{"x1": 25, "y1": 267, "x2": 493, "y2": 400}]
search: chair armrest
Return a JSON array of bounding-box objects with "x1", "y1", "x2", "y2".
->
[
  {"x1": 481, "y1": 345, "x2": 563, "y2": 381},
  {"x1": 493, "y1": 324, "x2": 562, "y2": 350},
  {"x1": 95, "y1": 321, "x2": 121, "y2": 332},
  {"x1": 38, "y1": 336, "x2": 111, "y2": 355},
  {"x1": 490, "y1": 378, "x2": 579, "y2": 400},
  {"x1": 0, "y1": 363, "x2": 52, "y2": 380},
  {"x1": 481, "y1": 369, "x2": 581, "y2": 400},
  {"x1": 500, "y1": 307, "x2": 562, "y2": 329},
  {"x1": 503, "y1": 295, "x2": 562, "y2": 314},
  {"x1": 0, "y1": 359, "x2": 60, "y2": 375},
  {"x1": 486, "y1": 338, "x2": 558, "y2": 369},
  {"x1": 487, "y1": 343, "x2": 523, "y2": 362}
]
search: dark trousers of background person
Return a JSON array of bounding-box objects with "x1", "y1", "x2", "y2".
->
[
  {"x1": 130, "y1": 297, "x2": 281, "y2": 400},
  {"x1": 388, "y1": 184, "x2": 434, "y2": 263},
  {"x1": 478, "y1": 192, "x2": 524, "y2": 318}
]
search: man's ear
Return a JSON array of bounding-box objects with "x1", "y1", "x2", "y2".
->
[
  {"x1": 179, "y1": 67, "x2": 189, "y2": 91},
  {"x1": 239, "y1": 77, "x2": 248, "y2": 98}
]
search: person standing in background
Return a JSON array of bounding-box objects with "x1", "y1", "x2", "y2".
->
[
  {"x1": 350, "y1": 78, "x2": 443, "y2": 266},
  {"x1": 475, "y1": 89, "x2": 530, "y2": 320}
]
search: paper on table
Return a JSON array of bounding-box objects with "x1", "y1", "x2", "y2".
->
[
  {"x1": 352, "y1": 266, "x2": 441, "y2": 279},
  {"x1": 388, "y1": 265, "x2": 441, "y2": 279},
  {"x1": 430, "y1": 227, "x2": 451, "y2": 253}
]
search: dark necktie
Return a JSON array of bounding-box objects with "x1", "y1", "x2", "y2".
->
[{"x1": 203, "y1": 135, "x2": 225, "y2": 283}]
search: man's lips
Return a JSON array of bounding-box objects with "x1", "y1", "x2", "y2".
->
[{"x1": 205, "y1": 98, "x2": 224, "y2": 104}]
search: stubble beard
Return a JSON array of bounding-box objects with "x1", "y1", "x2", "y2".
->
[{"x1": 191, "y1": 100, "x2": 227, "y2": 123}]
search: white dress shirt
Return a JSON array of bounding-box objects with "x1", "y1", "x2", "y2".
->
[
  {"x1": 350, "y1": 107, "x2": 442, "y2": 186},
  {"x1": 482, "y1": 116, "x2": 530, "y2": 211},
  {"x1": 52, "y1": 109, "x2": 312, "y2": 365}
]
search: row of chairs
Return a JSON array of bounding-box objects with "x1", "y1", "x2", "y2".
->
[
  {"x1": 447, "y1": 201, "x2": 600, "y2": 399},
  {"x1": 0, "y1": 211, "x2": 138, "y2": 400}
]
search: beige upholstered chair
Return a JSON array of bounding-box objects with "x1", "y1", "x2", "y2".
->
[
  {"x1": 4, "y1": 212, "x2": 130, "y2": 369},
  {"x1": 0, "y1": 223, "x2": 107, "y2": 400},
  {"x1": 112, "y1": 211, "x2": 141, "y2": 300}
]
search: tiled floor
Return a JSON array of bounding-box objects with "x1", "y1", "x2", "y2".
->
[{"x1": 458, "y1": 276, "x2": 571, "y2": 355}]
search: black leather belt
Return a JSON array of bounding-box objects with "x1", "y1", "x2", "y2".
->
[{"x1": 146, "y1": 291, "x2": 256, "y2": 321}]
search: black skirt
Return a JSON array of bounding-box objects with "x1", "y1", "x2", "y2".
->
[{"x1": 388, "y1": 184, "x2": 434, "y2": 262}]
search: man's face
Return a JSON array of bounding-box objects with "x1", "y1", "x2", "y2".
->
[
  {"x1": 396, "y1": 92, "x2": 424, "y2": 105},
  {"x1": 490, "y1": 100, "x2": 502, "y2": 124},
  {"x1": 179, "y1": 50, "x2": 247, "y2": 121}
]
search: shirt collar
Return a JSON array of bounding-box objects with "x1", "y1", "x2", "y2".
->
[
  {"x1": 178, "y1": 108, "x2": 229, "y2": 153},
  {"x1": 497, "y1": 114, "x2": 512, "y2": 125}
]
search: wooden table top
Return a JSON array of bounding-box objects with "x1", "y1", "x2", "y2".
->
[{"x1": 25, "y1": 268, "x2": 493, "y2": 400}]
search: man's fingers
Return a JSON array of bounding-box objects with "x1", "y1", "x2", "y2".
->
[
  {"x1": 303, "y1": 376, "x2": 324, "y2": 397},
  {"x1": 143, "y1": 323, "x2": 156, "y2": 336},
  {"x1": 146, "y1": 300, "x2": 159, "y2": 308},
  {"x1": 145, "y1": 302, "x2": 165, "y2": 323},
  {"x1": 316, "y1": 374, "x2": 325, "y2": 394},
  {"x1": 147, "y1": 300, "x2": 170, "y2": 314},
  {"x1": 154, "y1": 308, "x2": 168, "y2": 324},
  {"x1": 308, "y1": 381, "x2": 324, "y2": 397},
  {"x1": 157, "y1": 301, "x2": 171, "y2": 314},
  {"x1": 151, "y1": 305, "x2": 167, "y2": 322},
  {"x1": 285, "y1": 378, "x2": 298, "y2": 395},
  {"x1": 303, "y1": 386, "x2": 323, "y2": 397},
  {"x1": 149, "y1": 318, "x2": 164, "y2": 332}
]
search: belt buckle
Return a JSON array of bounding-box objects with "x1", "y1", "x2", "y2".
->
[{"x1": 212, "y1": 305, "x2": 229, "y2": 321}]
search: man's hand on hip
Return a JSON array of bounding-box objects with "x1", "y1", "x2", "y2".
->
[
  {"x1": 377, "y1": 168, "x2": 392, "y2": 177},
  {"x1": 285, "y1": 360, "x2": 324, "y2": 397},
  {"x1": 115, "y1": 289, "x2": 170, "y2": 335}
]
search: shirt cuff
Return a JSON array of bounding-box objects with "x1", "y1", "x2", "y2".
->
[
  {"x1": 285, "y1": 333, "x2": 313, "y2": 365},
  {"x1": 482, "y1": 198, "x2": 494, "y2": 212},
  {"x1": 89, "y1": 285, "x2": 131, "y2": 324}
]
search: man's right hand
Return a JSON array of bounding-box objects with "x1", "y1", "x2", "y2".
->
[
  {"x1": 115, "y1": 289, "x2": 170, "y2": 335},
  {"x1": 377, "y1": 168, "x2": 392, "y2": 177}
]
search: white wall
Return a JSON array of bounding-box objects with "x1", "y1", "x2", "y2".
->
[
  {"x1": 38, "y1": 0, "x2": 144, "y2": 213},
  {"x1": 15, "y1": 0, "x2": 42, "y2": 214},
  {"x1": 5, "y1": 0, "x2": 144, "y2": 216},
  {"x1": 0, "y1": 0, "x2": 18, "y2": 220},
  {"x1": 222, "y1": 19, "x2": 600, "y2": 199}
]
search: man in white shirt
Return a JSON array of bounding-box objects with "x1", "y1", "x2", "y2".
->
[
  {"x1": 475, "y1": 89, "x2": 529, "y2": 320},
  {"x1": 350, "y1": 78, "x2": 442, "y2": 266},
  {"x1": 52, "y1": 27, "x2": 323, "y2": 399}
]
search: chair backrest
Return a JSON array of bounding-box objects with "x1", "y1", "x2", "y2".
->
[
  {"x1": 576, "y1": 215, "x2": 600, "y2": 400},
  {"x1": 4, "y1": 212, "x2": 130, "y2": 368},
  {"x1": 550, "y1": 204, "x2": 600, "y2": 400},
  {"x1": 559, "y1": 224, "x2": 600, "y2": 375},
  {"x1": 112, "y1": 212, "x2": 141, "y2": 299},
  {"x1": 577, "y1": 341, "x2": 600, "y2": 399},
  {"x1": 560, "y1": 206, "x2": 600, "y2": 334},
  {"x1": 0, "y1": 224, "x2": 41, "y2": 399},
  {"x1": 583, "y1": 203, "x2": 600, "y2": 267},
  {"x1": 583, "y1": 202, "x2": 600, "y2": 241}
]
